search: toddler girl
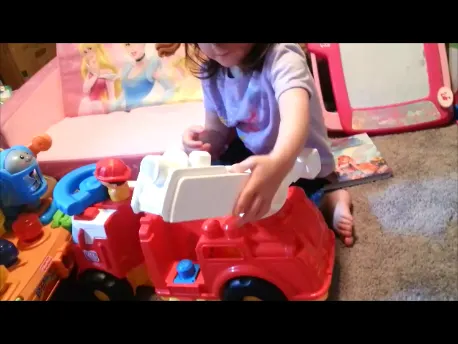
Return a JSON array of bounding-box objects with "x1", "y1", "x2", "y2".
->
[{"x1": 182, "y1": 43, "x2": 354, "y2": 246}]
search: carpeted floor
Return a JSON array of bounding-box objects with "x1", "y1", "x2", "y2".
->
[{"x1": 328, "y1": 124, "x2": 458, "y2": 301}]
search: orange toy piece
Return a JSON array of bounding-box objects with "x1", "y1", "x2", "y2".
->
[
  {"x1": 0, "y1": 266, "x2": 8, "y2": 294},
  {"x1": 94, "y1": 158, "x2": 132, "y2": 203},
  {"x1": 0, "y1": 225, "x2": 74, "y2": 301},
  {"x1": 27, "y1": 134, "x2": 52, "y2": 156}
]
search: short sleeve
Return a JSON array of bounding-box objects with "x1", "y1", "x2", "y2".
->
[
  {"x1": 201, "y1": 77, "x2": 218, "y2": 113},
  {"x1": 265, "y1": 43, "x2": 315, "y2": 101}
]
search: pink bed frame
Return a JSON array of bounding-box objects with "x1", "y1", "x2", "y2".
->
[{"x1": 307, "y1": 43, "x2": 454, "y2": 135}]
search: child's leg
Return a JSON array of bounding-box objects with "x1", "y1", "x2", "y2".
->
[
  {"x1": 321, "y1": 189, "x2": 354, "y2": 246},
  {"x1": 293, "y1": 176, "x2": 354, "y2": 247}
]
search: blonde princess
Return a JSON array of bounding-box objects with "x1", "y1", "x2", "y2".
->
[{"x1": 77, "y1": 43, "x2": 122, "y2": 116}]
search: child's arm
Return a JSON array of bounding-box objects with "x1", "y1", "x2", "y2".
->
[
  {"x1": 271, "y1": 88, "x2": 310, "y2": 172},
  {"x1": 230, "y1": 44, "x2": 317, "y2": 221},
  {"x1": 203, "y1": 110, "x2": 231, "y2": 157},
  {"x1": 268, "y1": 44, "x2": 315, "y2": 171},
  {"x1": 199, "y1": 77, "x2": 231, "y2": 157}
]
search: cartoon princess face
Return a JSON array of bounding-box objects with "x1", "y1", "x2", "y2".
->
[
  {"x1": 80, "y1": 44, "x2": 98, "y2": 69},
  {"x1": 122, "y1": 43, "x2": 146, "y2": 60}
]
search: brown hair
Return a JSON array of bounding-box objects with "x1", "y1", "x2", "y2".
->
[
  {"x1": 184, "y1": 43, "x2": 277, "y2": 79},
  {"x1": 155, "y1": 43, "x2": 181, "y2": 58}
]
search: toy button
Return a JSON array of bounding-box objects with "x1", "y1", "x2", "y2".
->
[
  {"x1": 0, "y1": 238, "x2": 19, "y2": 268},
  {"x1": 74, "y1": 207, "x2": 99, "y2": 221},
  {"x1": 176, "y1": 259, "x2": 195, "y2": 280},
  {"x1": 437, "y1": 87, "x2": 454, "y2": 108},
  {"x1": 12, "y1": 213, "x2": 43, "y2": 243}
]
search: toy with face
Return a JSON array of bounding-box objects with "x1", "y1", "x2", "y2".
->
[{"x1": 0, "y1": 146, "x2": 47, "y2": 210}]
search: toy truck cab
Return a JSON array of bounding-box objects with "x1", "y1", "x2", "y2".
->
[
  {"x1": 53, "y1": 163, "x2": 151, "y2": 301},
  {"x1": 132, "y1": 149, "x2": 335, "y2": 301}
]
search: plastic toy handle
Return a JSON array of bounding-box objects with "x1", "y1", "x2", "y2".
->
[
  {"x1": 53, "y1": 164, "x2": 107, "y2": 216},
  {"x1": 306, "y1": 43, "x2": 335, "y2": 57},
  {"x1": 28, "y1": 134, "x2": 52, "y2": 156}
]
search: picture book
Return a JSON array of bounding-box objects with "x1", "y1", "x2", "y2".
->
[{"x1": 323, "y1": 133, "x2": 393, "y2": 191}]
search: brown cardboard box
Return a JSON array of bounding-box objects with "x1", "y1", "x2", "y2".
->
[{"x1": 0, "y1": 43, "x2": 56, "y2": 89}]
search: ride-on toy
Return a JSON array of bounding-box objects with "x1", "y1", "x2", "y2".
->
[{"x1": 54, "y1": 149, "x2": 335, "y2": 301}]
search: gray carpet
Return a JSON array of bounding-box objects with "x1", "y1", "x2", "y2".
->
[{"x1": 329, "y1": 124, "x2": 458, "y2": 301}]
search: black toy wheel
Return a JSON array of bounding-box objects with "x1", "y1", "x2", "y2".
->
[
  {"x1": 135, "y1": 285, "x2": 156, "y2": 301},
  {"x1": 222, "y1": 277, "x2": 287, "y2": 301},
  {"x1": 78, "y1": 269, "x2": 134, "y2": 301}
]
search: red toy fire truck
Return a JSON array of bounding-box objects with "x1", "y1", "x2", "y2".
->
[{"x1": 53, "y1": 149, "x2": 335, "y2": 301}]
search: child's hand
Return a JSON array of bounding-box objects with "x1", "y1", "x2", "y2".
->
[
  {"x1": 182, "y1": 125, "x2": 212, "y2": 154},
  {"x1": 182, "y1": 126, "x2": 226, "y2": 157},
  {"x1": 230, "y1": 154, "x2": 290, "y2": 224}
]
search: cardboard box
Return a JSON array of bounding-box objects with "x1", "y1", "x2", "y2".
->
[{"x1": 0, "y1": 43, "x2": 56, "y2": 89}]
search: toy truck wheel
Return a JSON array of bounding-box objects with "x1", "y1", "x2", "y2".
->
[
  {"x1": 222, "y1": 277, "x2": 287, "y2": 301},
  {"x1": 135, "y1": 285, "x2": 156, "y2": 301},
  {"x1": 78, "y1": 270, "x2": 134, "y2": 301}
]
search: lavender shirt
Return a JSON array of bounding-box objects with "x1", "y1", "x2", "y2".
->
[{"x1": 201, "y1": 43, "x2": 335, "y2": 178}]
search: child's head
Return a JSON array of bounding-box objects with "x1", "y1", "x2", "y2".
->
[{"x1": 185, "y1": 43, "x2": 276, "y2": 79}]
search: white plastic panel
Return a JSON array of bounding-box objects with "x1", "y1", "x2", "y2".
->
[
  {"x1": 131, "y1": 148, "x2": 321, "y2": 223},
  {"x1": 340, "y1": 43, "x2": 429, "y2": 109}
]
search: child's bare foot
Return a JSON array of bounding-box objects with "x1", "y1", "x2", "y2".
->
[{"x1": 321, "y1": 189, "x2": 354, "y2": 246}]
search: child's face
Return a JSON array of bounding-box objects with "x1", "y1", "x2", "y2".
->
[{"x1": 198, "y1": 43, "x2": 254, "y2": 67}]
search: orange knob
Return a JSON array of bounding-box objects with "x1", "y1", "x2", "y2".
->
[{"x1": 28, "y1": 134, "x2": 52, "y2": 156}]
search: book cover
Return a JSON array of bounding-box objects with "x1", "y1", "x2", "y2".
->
[{"x1": 324, "y1": 133, "x2": 393, "y2": 190}]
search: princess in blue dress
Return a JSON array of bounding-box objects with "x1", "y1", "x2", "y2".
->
[{"x1": 112, "y1": 43, "x2": 175, "y2": 111}]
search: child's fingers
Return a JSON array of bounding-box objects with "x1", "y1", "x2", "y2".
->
[
  {"x1": 184, "y1": 139, "x2": 204, "y2": 148},
  {"x1": 244, "y1": 196, "x2": 264, "y2": 223},
  {"x1": 188, "y1": 125, "x2": 205, "y2": 134},
  {"x1": 256, "y1": 199, "x2": 271, "y2": 220},
  {"x1": 201, "y1": 143, "x2": 212, "y2": 152},
  {"x1": 183, "y1": 129, "x2": 203, "y2": 147},
  {"x1": 229, "y1": 156, "x2": 258, "y2": 173},
  {"x1": 233, "y1": 184, "x2": 256, "y2": 219}
]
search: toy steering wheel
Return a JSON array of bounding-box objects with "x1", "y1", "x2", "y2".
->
[{"x1": 53, "y1": 164, "x2": 108, "y2": 216}]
